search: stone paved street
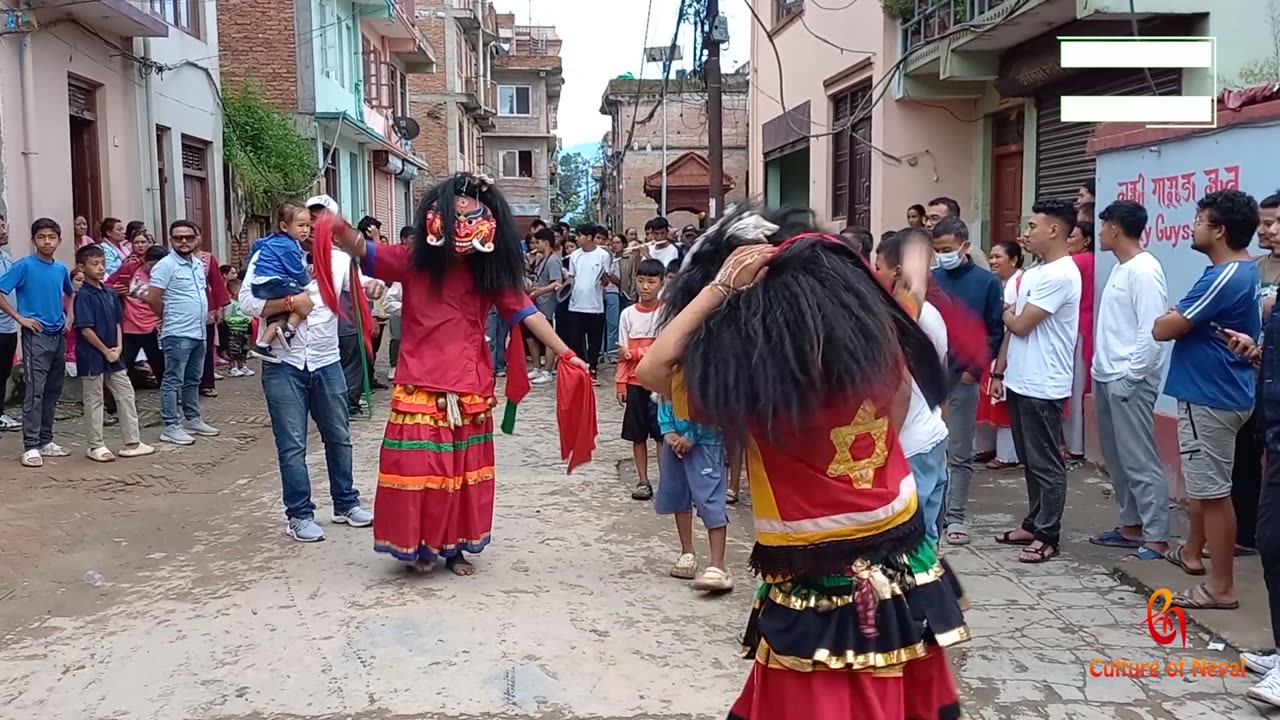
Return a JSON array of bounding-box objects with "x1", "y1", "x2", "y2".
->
[{"x1": 0, "y1": 371, "x2": 1269, "y2": 719}]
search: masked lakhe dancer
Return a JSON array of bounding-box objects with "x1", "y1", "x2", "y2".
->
[
  {"x1": 337, "y1": 172, "x2": 592, "y2": 576},
  {"x1": 637, "y1": 205, "x2": 969, "y2": 720}
]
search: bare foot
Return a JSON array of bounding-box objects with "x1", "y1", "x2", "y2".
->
[{"x1": 446, "y1": 555, "x2": 477, "y2": 576}]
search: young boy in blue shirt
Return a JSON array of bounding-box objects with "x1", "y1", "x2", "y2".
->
[
  {"x1": 656, "y1": 393, "x2": 732, "y2": 594},
  {"x1": 74, "y1": 244, "x2": 155, "y2": 463},
  {"x1": 0, "y1": 218, "x2": 75, "y2": 467}
]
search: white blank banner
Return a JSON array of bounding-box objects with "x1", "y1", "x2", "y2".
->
[
  {"x1": 1060, "y1": 95, "x2": 1214, "y2": 124},
  {"x1": 1059, "y1": 39, "x2": 1214, "y2": 69}
]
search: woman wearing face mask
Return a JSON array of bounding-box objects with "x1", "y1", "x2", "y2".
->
[
  {"x1": 975, "y1": 240, "x2": 1025, "y2": 470},
  {"x1": 1063, "y1": 221, "x2": 1095, "y2": 464}
]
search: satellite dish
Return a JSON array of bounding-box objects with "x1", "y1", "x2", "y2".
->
[{"x1": 392, "y1": 116, "x2": 421, "y2": 141}]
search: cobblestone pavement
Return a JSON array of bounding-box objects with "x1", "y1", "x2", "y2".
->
[{"x1": 0, "y1": 368, "x2": 1268, "y2": 719}]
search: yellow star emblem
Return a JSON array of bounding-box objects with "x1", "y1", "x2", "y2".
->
[{"x1": 826, "y1": 400, "x2": 890, "y2": 488}]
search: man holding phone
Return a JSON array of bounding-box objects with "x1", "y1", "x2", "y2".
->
[{"x1": 1153, "y1": 189, "x2": 1262, "y2": 611}]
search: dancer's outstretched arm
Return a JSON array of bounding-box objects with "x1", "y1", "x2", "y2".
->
[{"x1": 522, "y1": 312, "x2": 589, "y2": 371}]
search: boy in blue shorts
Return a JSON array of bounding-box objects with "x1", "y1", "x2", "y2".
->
[{"x1": 657, "y1": 394, "x2": 732, "y2": 593}]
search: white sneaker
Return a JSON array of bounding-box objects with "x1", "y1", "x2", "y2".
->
[
  {"x1": 527, "y1": 368, "x2": 540, "y2": 379},
  {"x1": 242, "y1": 367, "x2": 255, "y2": 377},
  {"x1": 1248, "y1": 665, "x2": 1280, "y2": 707},
  {"x1": 532, "y1": 369, "x2": 553, "y2": 385},
  {"x1": 387, "y1": 367, "x2": 395, "y2": 381},
  {"x1": 1245, "y1": 652, "x2": 1280, "y2": 675},
  {"x1": 0, "y1": 413, "x2": 20, "y2": 431},
  {"x1": 227, "y1": 367, "x2": 245, "y2": 378}
]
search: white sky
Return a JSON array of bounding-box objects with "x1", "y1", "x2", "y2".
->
[{"x1": 493, "y1": 0, "x2": 752, "y2": 149}]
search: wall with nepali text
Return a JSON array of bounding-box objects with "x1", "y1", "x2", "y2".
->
[{"x1": 1095, "y1": 123, "x2": 1276, "y2": 416}]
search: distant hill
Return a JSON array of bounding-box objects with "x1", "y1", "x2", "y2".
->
[{"x1": 562, "y1": 141, "x2": 602, "y2": 163}]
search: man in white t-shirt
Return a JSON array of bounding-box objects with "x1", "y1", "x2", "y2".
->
[
  {"x1": 874, "y1": 229, "x2": 950, "y2": 545},
  {"x1": 990, "y1": 198, "x2": 1082, "y2": 564},
  {"x1": 565, "y1": 223, "x2": 612, "y2": 379},
  {"x1": 644, "y1": 216, "x2": 680, "y2": 269},
  {"x1": 1090, "y1": 200, "x2": 1171, "y2": 560}
]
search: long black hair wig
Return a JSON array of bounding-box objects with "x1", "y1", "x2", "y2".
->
[
  {"x1": 667, "y1": 204, "x2": 948, "y2": 442},
  {"x1": 411, "y1": 172, "x2": 526, "y2": 293}
]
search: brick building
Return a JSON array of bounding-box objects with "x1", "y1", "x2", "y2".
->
[
  {"x1": 598, "y1": 73, "x2": 749, "y2": 234},
  {"x1": 218, "y1": 0, "x2": 434, "y2": 260},
  {"x1": 488, "y1": 16, "x2": 563, "y2": 228},
  {"x1": 409, "y1": 0, "x2": 498, "y2": 182}
]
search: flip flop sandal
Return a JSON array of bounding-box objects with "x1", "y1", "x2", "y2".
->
[
  {"x1": 986, "y1": 459, "x2": 1020, "y2": 470},
  {"x1": 726, "y1": 489, "x2": 739, "y2": 505},
  {"x1": 995, "y1": 530, "x2": 1034, "y2": 546},
  {"x1": 1089, "y1": 528, "x2": 1143, "y2": 548},
  {"x1": 944, "y1": 525, "x2": 971, "y2": 546},
  {"x1": 1018, "y1": 543, "x2": 1060, "y2": 564},
  {"x1": 1201, "y1": 545, "x2": 1260, "y2": 559},
  {"x1": 1163, "y1": 545, "x2": 1207, "y2": 576},
  {"x1": 86, "y1": 446, "x2": 116, "y2": 463},
  {"x1": 631, "y1": 483, "x2": 653, "y2": 501},
  {"x1": 1124, "y1": 546, "x2": 1164, "y2": 561},
  {"x1": 1171, "y1": 582, "x2": 1239, "y2": 610}
]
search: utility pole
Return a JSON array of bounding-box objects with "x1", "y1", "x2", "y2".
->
[{"x1": 705, "y1": 0, "x2": 725, "y2": 220}]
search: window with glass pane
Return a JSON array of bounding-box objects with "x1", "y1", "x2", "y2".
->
[
  {"x1": 498, "y1": 85, "x2": 531, "y2": 115},
  {"x1": 150, "y1": 0, "x2": 200, "y2": 36},
  {"x1": 500, "y1": 150, "x2": 535, "y2": 178}
]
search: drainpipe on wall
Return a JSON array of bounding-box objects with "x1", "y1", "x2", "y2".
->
[
  {"x1": 138, "y1": 37, "x2": 161, "y2": 231},
  {"x1": 18, "y1": 33, "x2": 37, "y2": 224}
]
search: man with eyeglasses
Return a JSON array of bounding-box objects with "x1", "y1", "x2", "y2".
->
[{"x1": 147, "y1": 220, "x2": 220, "y2": 446}]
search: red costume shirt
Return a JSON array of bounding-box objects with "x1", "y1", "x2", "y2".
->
[{"x1": 366, "y1": 242, "x2": 535, "y2": 397}]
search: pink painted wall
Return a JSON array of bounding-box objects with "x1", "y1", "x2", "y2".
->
[
  {"x1": 0, "y1": 25, "x2": 144, "y2": 265},
  {"x1": 748, "y1": 5, "x2": 974, "y2": 233}
]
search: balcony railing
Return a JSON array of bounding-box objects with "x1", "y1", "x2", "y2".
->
[{"x1": 897, "y1": 0, "x2": 1015, "y2": 49}]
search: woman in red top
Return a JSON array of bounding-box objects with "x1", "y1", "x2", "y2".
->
[
  {"x1": 344, "y1": 173, "x2": 588, "y2": 576},
  {"x1": 638, "y1": 205, "x2": 968, "y2": 720},
  {"x1": 1064, "y1": 220, "x2": 1095, "y2": 460}
]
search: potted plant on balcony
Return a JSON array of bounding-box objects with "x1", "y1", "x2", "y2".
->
[{"x1": 881, "y1": 0, "x2": 916, "y2": 21}]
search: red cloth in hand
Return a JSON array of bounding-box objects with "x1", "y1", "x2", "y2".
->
[
  {"x1": 930, "y1": 283, "x2": 992, "y2": 377},
  {"x1": 312, "y1": 215, "x2": 375, "y2": 355},
  {"x1": 505, "y1": 323, "x2": 531, "y2": 406},
  {"x1": 556, "y1": 351, "x2": 597, "y2": 474}
]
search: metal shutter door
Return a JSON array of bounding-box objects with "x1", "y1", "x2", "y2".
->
[
  {"x1": 373, "y1": 170, "x2": 393, "y2": 226},
  {"x1": 396, "y1": 180, "x2": 410, "y2": 229},
  {"x1": 1035, "y1": 69, "x2": 1181, "y2": 201}
]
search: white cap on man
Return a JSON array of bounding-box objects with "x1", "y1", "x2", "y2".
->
[{"x1": 304, "y1": 194, "x2": 339, "y2": 214}]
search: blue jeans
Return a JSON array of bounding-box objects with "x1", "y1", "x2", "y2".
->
[
  {"x1": 908, "y1": 438, "x2": 948, "y2": 545},
  {"x1": 604, "y1": 292, "x2": 621, "y2": 360},
  {"x1": 160, "y1": 335, "x2": 205, "y2": 427},
  {"x1": 486, "y1": 308, "x2": 508, "y2": 372},
  {"x1": 261, "y1": 361, "x2": 359, "y2": 520}
]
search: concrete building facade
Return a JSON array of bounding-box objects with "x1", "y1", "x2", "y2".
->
[
  {"x1": 0, "y1": 2, "x2": 164, "y2": 264},
  {"x1": 409, "y1": 0, "x2": 497, "y2": 182},
  {"x1": 599, "y1": 74, "x2": 749, "y2": 234},
  {"x1": 488, "y1": 15, "x2": 562, "y2": 228},
  {"x1": 218, "y1": 0, "x2": 433, "y2": 246}
]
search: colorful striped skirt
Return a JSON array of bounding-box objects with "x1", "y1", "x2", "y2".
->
[{"x1": 373, "y1": 386, "x2": 498, "y2": 563}]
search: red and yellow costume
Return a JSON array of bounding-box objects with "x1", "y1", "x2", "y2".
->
[{"x1": 364, "y1": 239, "x2": 534, "y2": 562}]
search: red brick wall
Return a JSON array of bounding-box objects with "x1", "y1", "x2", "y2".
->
[
  {"x1": 410, "y1": 13, "x2": 451, "y2": 182},
  {"x1": 217, "y1": 0, "x2": 299, "y2": 108}
]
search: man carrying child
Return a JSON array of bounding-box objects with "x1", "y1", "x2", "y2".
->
[
  {"x1": 617, "y1": 259, "x2": 666, "y2": 500},
  {"x1": 0, "y1": 218, "x2": 76, "y2": 467},
  {"x1": 74, "y1": 244, "x2": 155, "y2": 461}
]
